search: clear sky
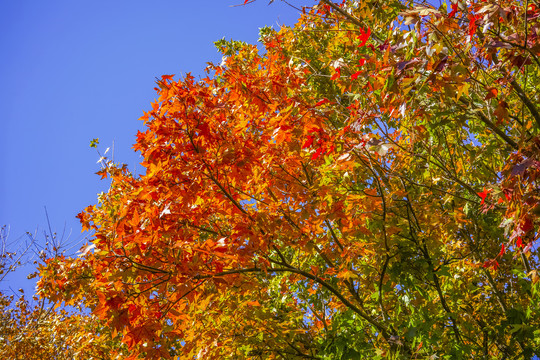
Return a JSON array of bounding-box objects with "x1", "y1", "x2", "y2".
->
[{"x1": 0, "y1": 0, "x2": 305, "y2": 291}]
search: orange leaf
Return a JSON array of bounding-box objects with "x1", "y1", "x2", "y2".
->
[{"x1": 485, "y1": 87, "x2": 498, "y2": 100}]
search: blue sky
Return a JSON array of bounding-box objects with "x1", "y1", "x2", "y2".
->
[{"x1": 0, "y1": 0, "x2": 304, "y2": 291}]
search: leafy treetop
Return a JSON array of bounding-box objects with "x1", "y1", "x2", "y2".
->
[{"x1": 39, "y1": 0, "x2": 540, "y2": 358}]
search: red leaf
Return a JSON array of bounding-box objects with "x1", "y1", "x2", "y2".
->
[
  {"x1": 498, "y1": 244, "x2": 505, "y2": 257},
  {"x1": 105, "y1": 296, "x2": 124, "y2": 310},
  {"x1": 351, "y1": 71, "x2": 362, "y2": 80},
  {"x1": 520, "y1": 217, "x2": 534, "y2": 233},
  {"x1": 357, "y1": 27, "x2": 371, "y2": 47},
  {"x1": 161, "y1": 74, "x2": 175, "y2": 82},
  {"x1": 312, "y1": 147, "x2": 325, "y2": 160},
  {"x1": 516, "y1": 237, "x2": 523, "y2": 248},
  {"x1": 302, "y1": 135, "x2": 314, "y2": 149},
  {"x1": 314, "y1": 98, "x2": 330, "y2": 107},
  {"x1": 448, "y1": 3, "x2": 458, "y2": 17},
  {"x1": 478, "y1": 188, "x2": 491, "y2": 205},
  {"x1": 482, "y1": 259, "x2": 499, "y2": 270},
  {"x1": 331, "y1": 68, "x2": 341, "y2": 80},
  {"x1": 468, "y1": 14, "x2": 480, "y2": 38}
]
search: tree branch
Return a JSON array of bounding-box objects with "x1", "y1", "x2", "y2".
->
[
  {"x1": 510, "y1": 79, "x2": 540, "y2": 129},
  {"x1": 319, "y1": 0, "x2": 384, "y2": 44},
  {"x1": 194, "y1": 266, "x2": 390, "y2": 336}
]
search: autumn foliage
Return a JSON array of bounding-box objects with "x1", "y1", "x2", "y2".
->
[
  {"x1": 0, "y1": 293, "x2": 125, "y2": 360},
  {"x1": 37, "y1": 0, "x2": 539, "y2": 359},
  {"x1": 0, "y1": 227, "x2": 124, "y2": 359}
]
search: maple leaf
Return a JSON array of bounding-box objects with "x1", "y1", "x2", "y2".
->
[
  {"x1": 433, "y1": 55, "x2": 449, "y2": 73},
  {"x1": 331, "y1": 67, "x2": 341, "y2": 80},
  {"x1": 484, "y1": 87, "x2": 498, "y2": 100},
  {"x1": 468, "y1": 14, "x2": 480, "y2": 38},
  {"x1": 498, "y1": 243, "x2": 505, "y2": 257},
  {"x1": 314, "y1": 98, "x2": 330, "y2": 107},
  {"x1": 312, "y1": 146, "x2": 325, "y2": 160},
  {"x1": 478, "y1": 188, "x2": 491, "y2": 205},
  {"x1": 357, "y1": 27, "x2": 371, "y2": 47},
  {"x1": 448, "y1": 3, "x2": 458, "y2": 17},
  {"x1": 161, "y1": 74, "x2": 175, "y2": 82},
  {"x1": 494, "y1": 100, "x2": 509, "y2": 123},
  {"x1": 302, "y1": 135, "x2": 314, "y2": 149},
  {"x1": 483, "y1": 259, "x2": 499, "y2": 270}
]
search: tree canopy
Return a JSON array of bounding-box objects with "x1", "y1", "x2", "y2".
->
[
  {"x1": 37, "y1": 0, "x2": 539, "y2": 359},
  {"x1": 0, "y1": 226, "x2": 124, "y2": 360}
]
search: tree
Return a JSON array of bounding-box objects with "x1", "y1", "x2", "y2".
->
[
  {"x1": 0, "y1": 293, "x2": 126, "y2": 360},
  {"x1": 39, "y1": 0, "x2": 539, "y2": 358},
  {"x1": 0, "y1": 225, "x2": 125, "y2": 359}
]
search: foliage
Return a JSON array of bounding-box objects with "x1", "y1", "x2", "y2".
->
[
  {"x1": 0, "y1": 294, "x2": 124, "y2": 360},
  {"x1": 0, "y1": 226, "x2": 125, "y2": 359},
  {"x1": 39, "y1": 0, "x2": 540, "y2": 359}
]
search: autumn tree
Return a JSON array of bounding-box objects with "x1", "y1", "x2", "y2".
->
[
  {"x1": 0, "y1": 225, "x2": 126, "y2": 359},
  {"x1": 39, "y1": 0, "x2": 539, "y2": 358},
  {"x1": 0, "y1": 293, "x2": 128, "y2": 360}
]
